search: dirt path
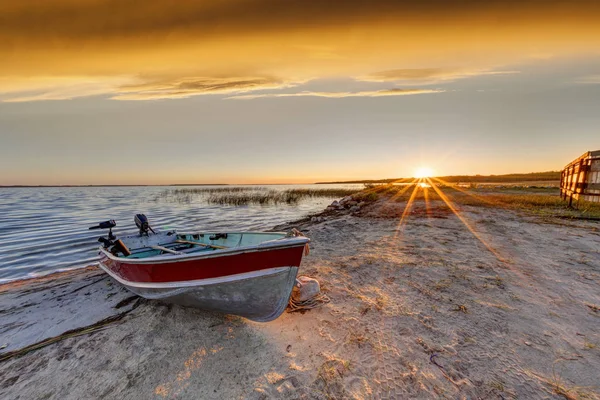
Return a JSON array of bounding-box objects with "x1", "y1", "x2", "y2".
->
[{"x1": 1, "y1": 199, "x2": 599, "y2": 399}]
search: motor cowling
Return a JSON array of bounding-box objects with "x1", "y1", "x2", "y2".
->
[{"x1": 135, "y1": 214, "x2": 155, "y2": 235}]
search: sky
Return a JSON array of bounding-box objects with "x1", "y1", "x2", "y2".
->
[{"x1": 1, "y1": 0, "x2": 599, "y2": 185}]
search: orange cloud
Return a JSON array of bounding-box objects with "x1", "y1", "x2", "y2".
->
[
  {"x1": 357, "y1": 68, "x2": 519, "y2": 85},
  {"x1": 227, "y1": 88, "x2": 444, "y2": 100},
  {"x1": 2, "y1": 1, "x2": 599, "y2": 47},
  {"x1": 1, "y1": 1, "x2": 599, "y2": 102},
  {"x1": 112, "y1": 76, "x2": 303, "y2": 100}
]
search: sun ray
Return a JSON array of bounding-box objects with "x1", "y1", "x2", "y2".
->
[
  {"x1": 394, "y1": 179, "x2": 422, "y2": 234},
  {"x1": 431, "y1": 177, "x2": 495, "y2": 206},
  {"x1": 357, "y1": 177, "x2": 415, "y2": 199},
  {"x1": 423, "y1": 184, "x2": 432, "y2": 220},
  {"x1": 387, "y1": 178, "x2": 419, "y2": 203},
  {"x1": 426, "y1": 177, "x2": 505, "y2": 261}
]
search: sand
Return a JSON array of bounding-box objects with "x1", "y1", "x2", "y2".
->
[{"x1": 1, "y1": 197, "x2": 599, "y2": 399}]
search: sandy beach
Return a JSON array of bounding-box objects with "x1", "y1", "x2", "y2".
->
[
  {"x1": 4, "y1": 0, "x2": 600, "y2": 397},
  {"x1": 1, "y1": 192, "x2": 600, "y2": 399}
]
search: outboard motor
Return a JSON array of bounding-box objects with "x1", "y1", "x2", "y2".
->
[
  {"x1": 89, "y1": 219, "x2": 117, "y2": 245},
  {"x1": 88, "y1": 219, "x2": 131, "y2": 256},
  {"x1": 135, "y1": 214, "x2": 155, "y2": 236}
]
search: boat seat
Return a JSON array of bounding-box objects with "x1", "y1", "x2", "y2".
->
[{"x1": 112, "y1": 239, "x2": 131, "y2": 257}]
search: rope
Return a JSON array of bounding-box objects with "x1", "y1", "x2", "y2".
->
[
  {"x1": 287, "y1": 292, "x2": 330, "y2": 312},
  {"x1": 287, "y1": 229, "x2": 310, "y2": 255},
  {"x1": 287, "y1": 228, "x2": 306, "y2": 237}
]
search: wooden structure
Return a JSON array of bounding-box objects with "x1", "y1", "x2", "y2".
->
[{"x1": 560, "y1": 150, "x2": 600, "y2": 206}]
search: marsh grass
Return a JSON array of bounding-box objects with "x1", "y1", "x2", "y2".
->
[
  {"x1": 371, "y1": 183, "x2": 600, "y2": 219},
  {"x1": 155, "y1": 187, "x2": 360, "y2": 206},
  {"x1": 463, "y1": 192, "x2": 600, "y2": 219}
]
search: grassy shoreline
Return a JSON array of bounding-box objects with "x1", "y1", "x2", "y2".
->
[
  {"x1": 155, "y1": 183, "x2": 600, "y2": 219},
  {"x1": 361, "y1": 183, "x2": 600, "y2": 219}
]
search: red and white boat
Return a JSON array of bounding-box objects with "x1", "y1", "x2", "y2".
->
[{"x1": 90, "y1": 215, "x2": 310, "y2": 322}]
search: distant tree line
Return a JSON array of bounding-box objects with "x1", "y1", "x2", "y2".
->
[{"x1": 316, "y1": 171, "x2": 561, "y2": 184}]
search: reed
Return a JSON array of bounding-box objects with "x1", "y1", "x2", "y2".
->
[
  {"x1": 171, "y1": 187, "x2": 268, "y2": 194},
  {"x1": 155, "y1": 187, "x2": 360, "y2": 206}
]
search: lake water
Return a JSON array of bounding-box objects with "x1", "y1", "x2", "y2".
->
[{"x1": 0, "y1": 184, "x2": 361, "y2": 283}]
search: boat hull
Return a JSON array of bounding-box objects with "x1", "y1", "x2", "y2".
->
[
  {"x1": 97, "y1": 236, "x2": 309, "y2": 322},
  {"x1": 101, "y1": 266, "x2": 299, "y2": 322}
]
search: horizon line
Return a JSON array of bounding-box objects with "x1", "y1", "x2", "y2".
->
[{"x1": 0, "y1": 170, "x2": 562, "y2": 188}]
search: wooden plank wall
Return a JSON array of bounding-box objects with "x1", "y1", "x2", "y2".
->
[{"x1": 560, "y1": 150, "x2": 600, "y2": 206}]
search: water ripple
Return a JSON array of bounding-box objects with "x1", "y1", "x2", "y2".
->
[{"x1": 0, "y1": 184, "x2": 360, "y2": 283}]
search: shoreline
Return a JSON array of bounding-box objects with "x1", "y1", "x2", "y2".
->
[
  {"x1": 0, "y1": 171, "x2": 561, "y2": 188},
  {"x1": 0, "y1": 265, "x2": 101, "y2": 289}
]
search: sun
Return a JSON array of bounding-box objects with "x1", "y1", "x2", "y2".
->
[{"x1": 414, "y1": 167, "x2": 434, "y2": 179}]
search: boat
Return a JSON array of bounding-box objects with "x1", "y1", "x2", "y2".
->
[{"x1": 89, "y1": 215, "x2": 310, "y2": 322}]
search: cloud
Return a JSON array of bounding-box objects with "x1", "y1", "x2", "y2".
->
[
  {"x1": 574, "y1": 75, "x2": 600, "y2": 84},
  {"x1": 1, "y1": 1, "x2": 598, "y2": 47},
  {"x1": 227, "y1": 88, "x2": 444, "y2": 100},
  {"x1": 111, "y1": 77, "x2": 303, "y2": 100},
  {"x1": 0, "y1": 76, "x2": 131, "y2": 102},
  {"x1": 0, "y1": 75, "x2": 443, "y2": 103},
  {"x1": 357, "y1": 68, "x2": 519, "y2": 85},
  {"x1": 0, "y1": 75, "x2": 305, "y2": 102},
  {"x1": 1, "y1": 1, "x2": 598, "y2": 102},
  {"x1": 0, "y1": 74, "x2": 443, "y2": 103},
  {"x1": 1, "y1": 1, "x2": 599, "y2": 79}
]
